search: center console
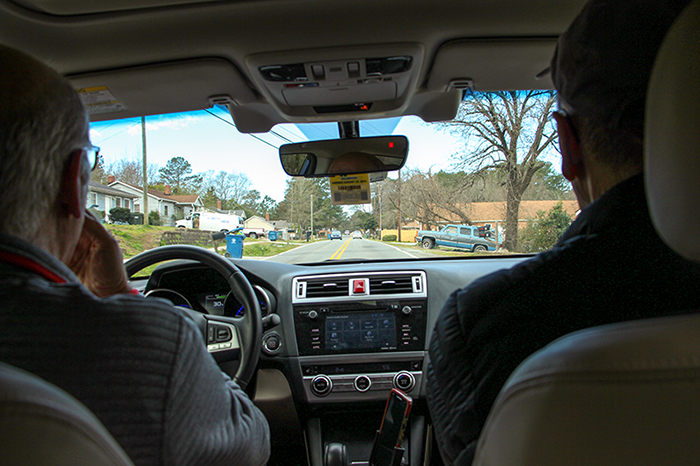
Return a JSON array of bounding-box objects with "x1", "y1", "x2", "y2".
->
[
  {"x1": 292, "y1": 271, "x2": 428, "y2": 403},
  {"x1": 291, "y1": 271, "x2": 429, "y2": 466}
]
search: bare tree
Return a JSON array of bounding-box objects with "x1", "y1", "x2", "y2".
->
[
  {"x1": 438, "y1": 90, "x2": 558, "y2": 250},
  {"x1": 400, "y1": 169, "x2": 475, "y2": 227},
  {"x1": 201, "y1": 170, "x2": 252, "y2": 209},
  {"x1": 105, "y1": 155, "x2": 159, "y2": 186}
]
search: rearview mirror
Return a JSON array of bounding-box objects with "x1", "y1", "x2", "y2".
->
[{"x1": 279, "y1": 135, "x2": 408, "y2": 178}]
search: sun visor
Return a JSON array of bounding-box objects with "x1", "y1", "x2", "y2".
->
[
  {"x1": 427, "y1": 39, "x2": 557, "y2": 92},
  {"x1": 67, "y1": 58, "x2": 256, "y2": 122}
]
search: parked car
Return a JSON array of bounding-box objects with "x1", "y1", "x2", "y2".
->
[{"x1": 416, "y1": 224, "x2": 497, "y2": 252}]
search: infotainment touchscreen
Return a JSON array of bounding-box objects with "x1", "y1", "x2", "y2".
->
[{"x1": 325, "y1": 312, "x2": 397, "y2": 351}]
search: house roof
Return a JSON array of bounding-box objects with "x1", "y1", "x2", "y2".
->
[
  {"x1": 88, "y1": 181, "x2": 138, "y2": 198},
  {"x1": 109, "y1": 181, "x2": 200, "y2": 205},
  {"x1": 428, "y1": 200, "x2": 580, "y2": 225},
  {"x1": 245, "y1": 215, "x2": 275, "y2": 228}
]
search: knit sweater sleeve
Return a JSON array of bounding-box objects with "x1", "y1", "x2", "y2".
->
[{"x1": 163, "y1": 316, "x2": 270, "y2": 466}]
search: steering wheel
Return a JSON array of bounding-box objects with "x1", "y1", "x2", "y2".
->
[{"x1": 124, "y1": 245, "x2": 262, "y2": 389}]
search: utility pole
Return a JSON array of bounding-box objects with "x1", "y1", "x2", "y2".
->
[
  {"x1": 379, "y1": 185, "x2": 382, "y2": 231},
  {"x1": 141, "y1": 116, "x2": 149, "y2": 225},
  {"x1": 310, "y1": 193, "x2": 314, "y2": 240},
  {"x1": 397, "y1": 169, "x2": 402, "y2": 242}
]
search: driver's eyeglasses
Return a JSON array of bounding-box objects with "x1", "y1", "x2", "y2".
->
[{"x1": 83, "y1": 145, "x2": 101, "y2": 171}]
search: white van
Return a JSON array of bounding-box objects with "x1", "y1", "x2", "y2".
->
[{"x1": 175, "y1": 212, "x2": 244, "y2": 231}]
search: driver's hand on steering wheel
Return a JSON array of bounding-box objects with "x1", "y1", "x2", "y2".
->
[{"x1": 66, "y1": 210, "x2": 131, "y2": 298}]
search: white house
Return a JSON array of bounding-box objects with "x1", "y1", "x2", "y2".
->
[
  {"x1": 87, "y1": 181, "x2": 138, "y2": 219},
  {"x1": 108, "y1": 178, "x2": 203, "y2": 226},
  {"x1": 245, "y1": 215, "x2": 275, "y2": 231}
]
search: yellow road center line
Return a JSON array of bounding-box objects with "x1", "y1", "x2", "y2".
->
[{"x1": 329, "y1": 238, "x2": 352, "y2": 260}]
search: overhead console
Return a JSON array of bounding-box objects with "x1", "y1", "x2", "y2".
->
[
  {"x1": 291, "y1": 271, "x2": 428, "y2": 404},
  {"x1": 244, "y1": 44, "x2": 424, "y2": 124}
]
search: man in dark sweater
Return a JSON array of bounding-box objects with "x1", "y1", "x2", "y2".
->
[
  {"x1": 0, "y1": 45, "x2": 269, "y2": 466},
  {"x1": 426, "y1": 1, "x2": 700, "y2": 465}
]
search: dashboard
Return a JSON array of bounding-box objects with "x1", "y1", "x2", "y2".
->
[{"x1": 130, "y1": 254, "x2": 530, "y2": 464}]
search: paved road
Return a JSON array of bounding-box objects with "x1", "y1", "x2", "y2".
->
[{"x1": 265, "y1": 236, "x2": 435, "y2": 264}]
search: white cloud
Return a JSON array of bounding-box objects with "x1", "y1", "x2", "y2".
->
[{"x1": 126, "y1": 114, "x2": 204, "y2": 136}]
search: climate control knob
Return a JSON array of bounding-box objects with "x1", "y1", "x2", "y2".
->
[
  {"x1": 354, "y1": 375, "x2": 371, "y2": 392},
  {"x1": 393, "y1": 371, "x2": 415, "y2": 392},
  {"x1": 311, "y1": 375, "x2": 332, "y2": 397}
]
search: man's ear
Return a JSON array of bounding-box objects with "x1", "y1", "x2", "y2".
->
[
  {"x1": 553, "y1": 112, "x2": 585, "y2": 182},
  {"x1": 59, "y1": 150, "x2": 85, "y2": 219}
]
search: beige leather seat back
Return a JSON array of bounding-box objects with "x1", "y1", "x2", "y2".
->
[
  {"x1": 0, "y1": 362, "x2": 134, "y2": 466},
  {"x1": 473, "y1": 1, "x2": 700, "y2": 464}
]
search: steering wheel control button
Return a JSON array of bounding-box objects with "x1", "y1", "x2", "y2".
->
[
  {"x1": 216, "y1": 326, "x2": 231, "y2": 342},
  {"x1": 262, "y1": 333, "x2": 282, "y2": 355},
  {"x1": 311, "y1": 375, "x2": 332, "y2": 396},
  {"x1": 354, "y1": 375, "x2": 371, "y2": 392},
  {"x1": 207, "y1": 323, "x2": 239, "y2": 353},
  {"x1": 393, "y1": 371, "x2": 415, "y2": 392}
]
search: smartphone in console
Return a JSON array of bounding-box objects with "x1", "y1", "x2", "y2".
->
[{"x1": 369, "y1": 389, "x2": 413, "y2": 466}]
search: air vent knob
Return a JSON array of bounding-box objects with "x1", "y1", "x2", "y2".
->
[{"x1": 401, "y1": 305, "x2": 412, "y2": 315}]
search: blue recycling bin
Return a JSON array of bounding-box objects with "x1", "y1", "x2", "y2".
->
[
  {"x1": 268, "y1": 230, "x2": 278, "y2": 241},
  {"x1": 224, "y1": 230, "x2": 244, "y2": 258}
]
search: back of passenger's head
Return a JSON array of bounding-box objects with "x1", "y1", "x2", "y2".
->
[
  {"x1": 551, "y1": 0, "x2": 691, "y2": 170},
  {"x1": 0, "y1": 45, "x2": 88, "y2": 241}
]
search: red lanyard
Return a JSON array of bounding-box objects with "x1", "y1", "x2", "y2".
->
[{"x1": 0, "y1": 250, "x2": 67, "y2": 284}]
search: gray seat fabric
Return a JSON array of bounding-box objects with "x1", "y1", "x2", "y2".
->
[
  {"x1": 0, "y1": 362, "x2": 134, "y2": 466},
  {"x1": 472, "y1": 1, "x2": 700, "y2": 465}
]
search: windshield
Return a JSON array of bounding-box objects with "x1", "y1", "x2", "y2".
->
[{"x1": 88, "y1": 91, "x2": 576, "y2": 265}]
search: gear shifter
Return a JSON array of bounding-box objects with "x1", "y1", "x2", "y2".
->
[{"x1": 325, "y1": 443, "x2": 349, "y2": 466}]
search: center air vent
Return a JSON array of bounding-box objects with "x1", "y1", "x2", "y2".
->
[
  {"x1": 369, "y1": 275, "x2": 414, "y2": 294},
  {"x1": 293, "y1": 271, "x2": 426, "y2": 303},
  {"x1": 305, "y1": 278, "x2": 350, "y2": 298}
]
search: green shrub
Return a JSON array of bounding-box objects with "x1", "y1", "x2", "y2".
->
[
  {"x1": 109, "y1": 207, "x2": 131, "y2": 223},
  {"x1": 382, "y1": 234, "x2": 397, "y2": 242},
  {"x1": 518, "y1": 202, "x2": 573, "y2": 252},
  {"x1": 148, "y1": 210, "x2": 162, "y2": 226}
]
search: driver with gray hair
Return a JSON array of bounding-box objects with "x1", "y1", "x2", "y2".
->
[{"x1": 0, "y1": 44, "x2": 269, "y2": 466}]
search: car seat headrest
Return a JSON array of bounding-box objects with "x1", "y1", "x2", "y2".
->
[{"x1": 645, "y1": 0, "x2": 700, "y2": 262}]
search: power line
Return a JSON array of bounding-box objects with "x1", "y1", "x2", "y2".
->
[
  {"x1": 94, "y1": 121, "x2": 141, "y2": 144},
  {"x1": 203, "y1": 108, "x2": 279, "y2": 150}
]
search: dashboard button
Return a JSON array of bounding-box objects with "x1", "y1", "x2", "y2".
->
[
  {"x1": 308, "y1": 310, "x2": 318, "y2": 320},
  {"x1": 262, "y1": 333, "x2": 282, "y2": 355}
]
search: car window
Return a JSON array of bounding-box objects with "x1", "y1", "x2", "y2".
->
[{"x1": 88, "y1": 91, "x2": 575, "y2": 265}]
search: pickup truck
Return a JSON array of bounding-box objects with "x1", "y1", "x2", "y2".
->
[
  {"x1": 416, "y1": 224, "x2": 497, "y2": 252},
  {"x1": 241, "y1": 228, "x2": 266, "y2": 239}
]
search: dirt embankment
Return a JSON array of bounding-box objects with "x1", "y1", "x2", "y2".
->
[{"x1": 104, "y1": 225, "x2": 172, "y2": 259}]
